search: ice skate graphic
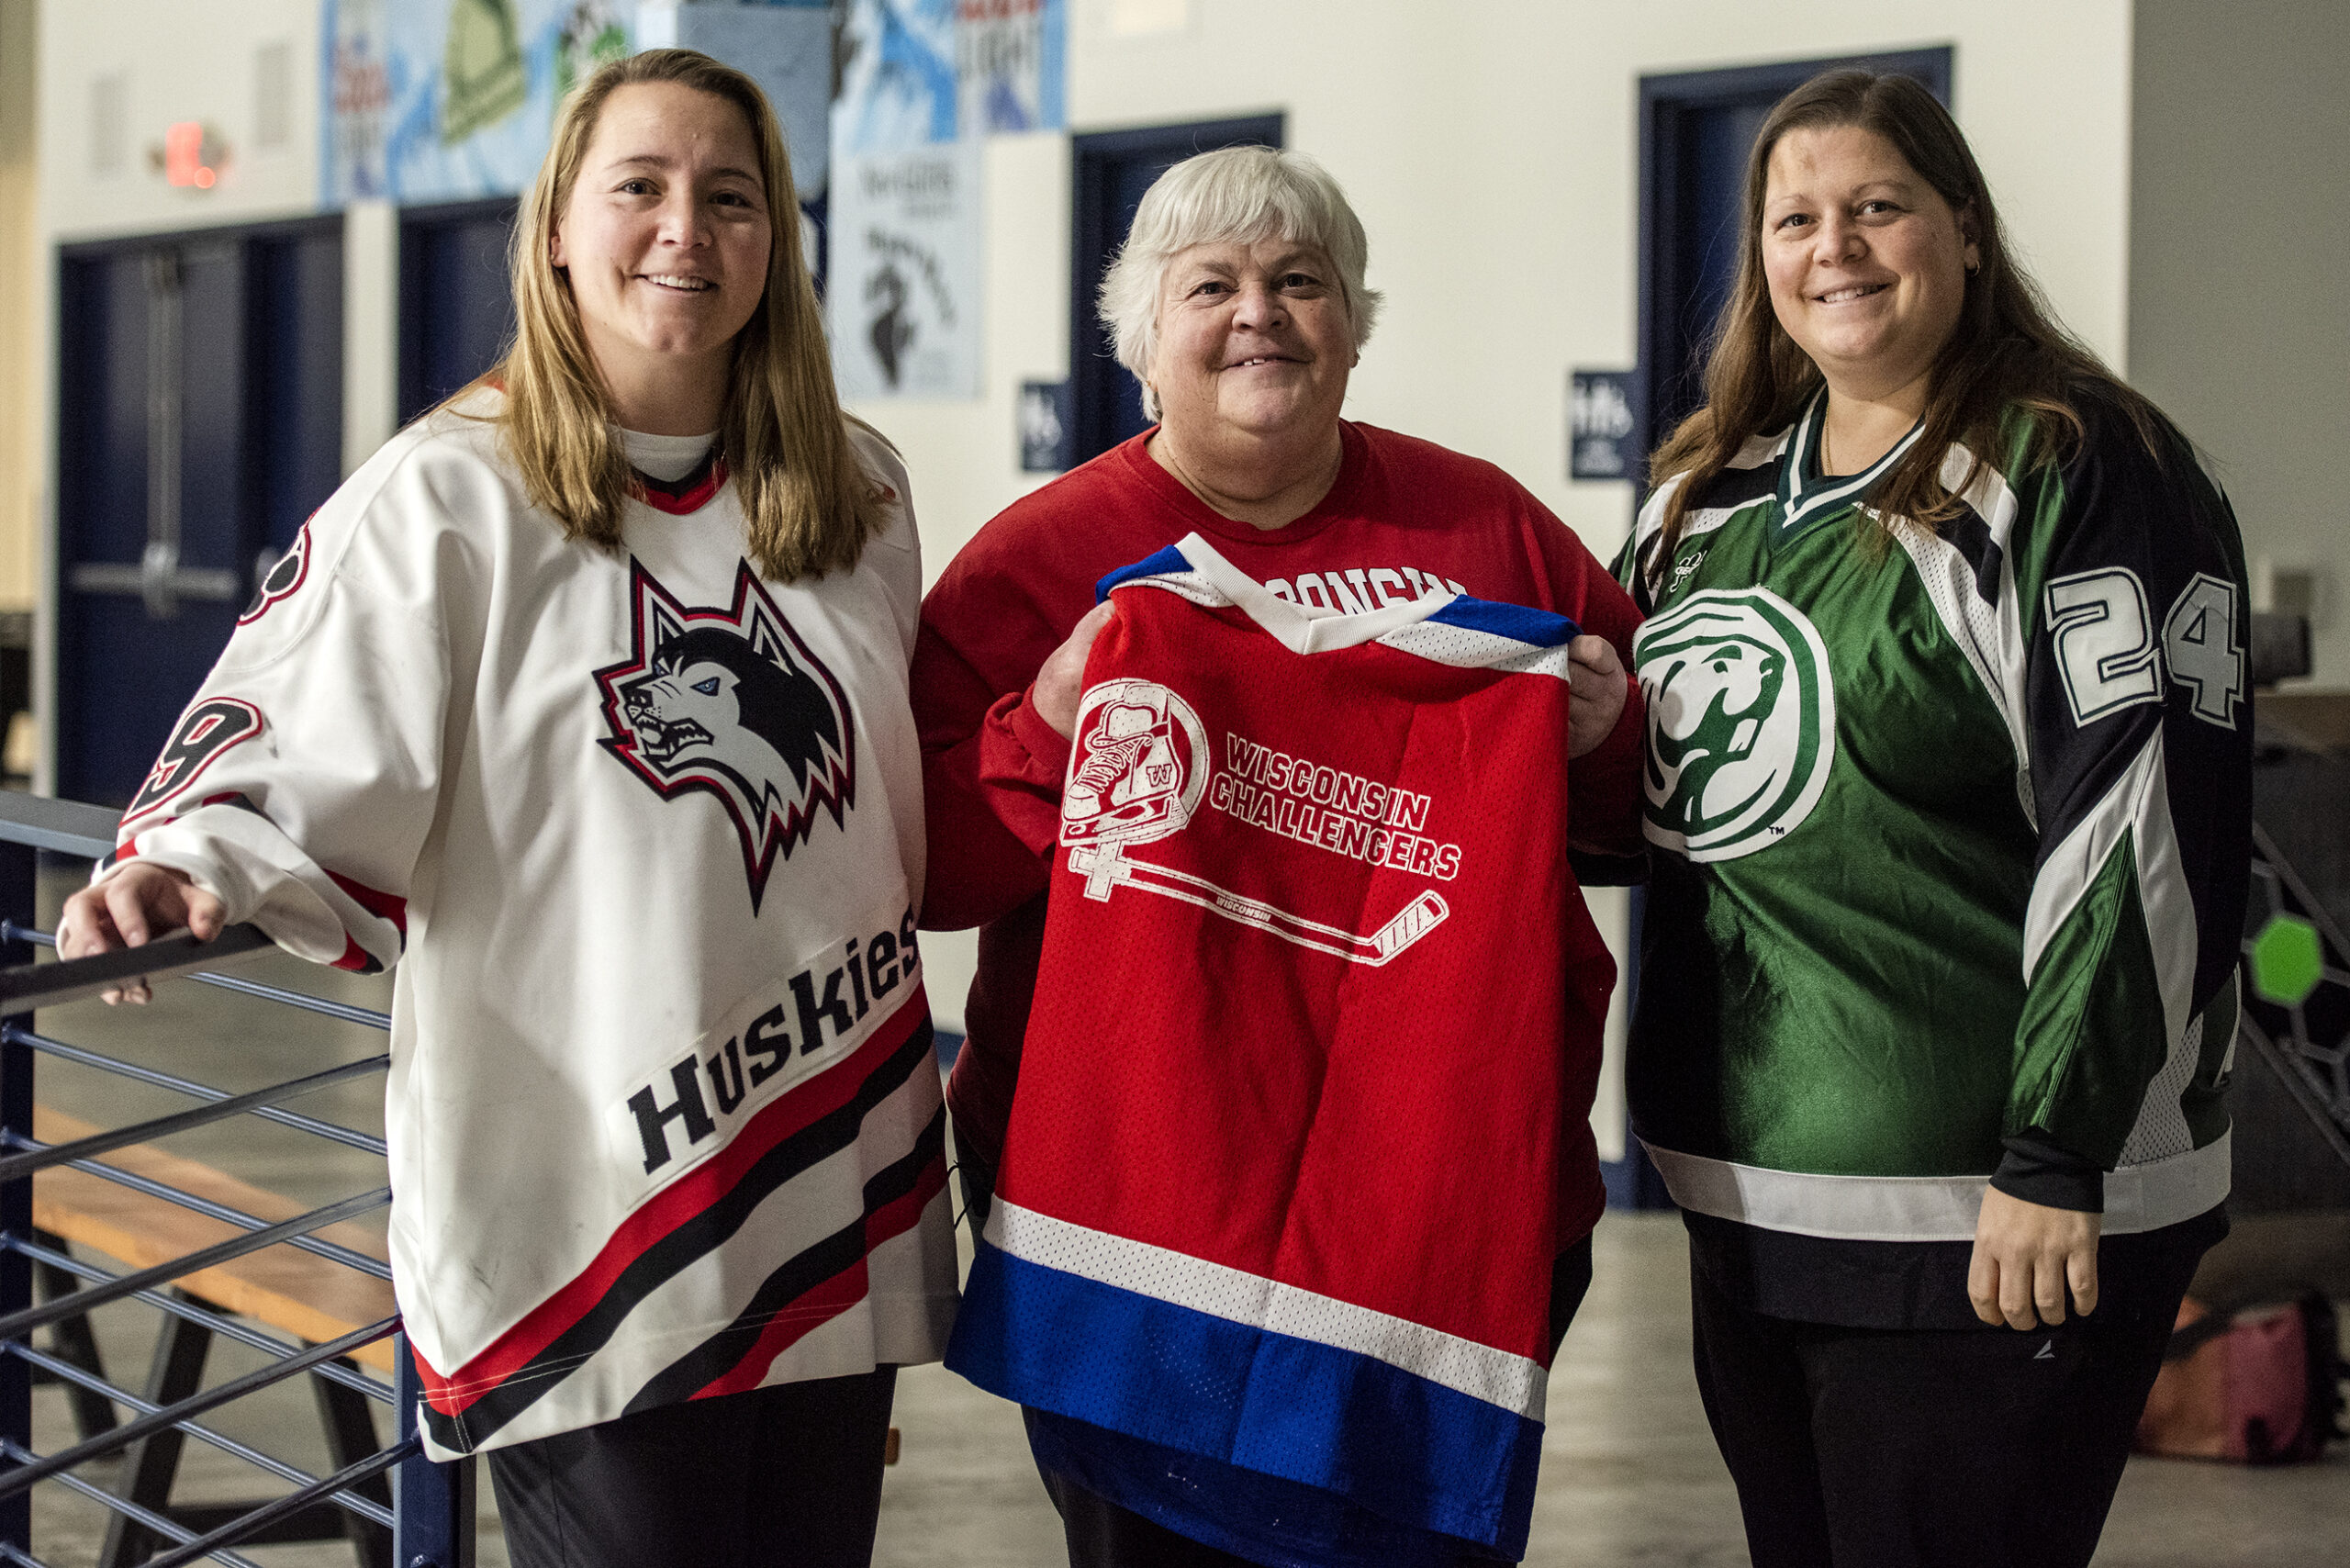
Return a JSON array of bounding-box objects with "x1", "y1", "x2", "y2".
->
[{"x1": 1058, "y1": 678, "x2": 1448, "y2": 967}]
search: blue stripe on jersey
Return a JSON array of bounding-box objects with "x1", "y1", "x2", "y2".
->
[
  {"x1": 1095, "y1": 546, "x2": 1194, "y2": 602},
  {"x1": 1427, "y1": 596, "x2": 1580, "y2": 647},
  {"x1": 949, "y1": 1240, "x2": 1541, "y2": 1554}
]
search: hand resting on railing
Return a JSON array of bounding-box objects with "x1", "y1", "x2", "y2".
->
[{"x1": 57, "y1": 863, "x2": 230, "y2": 1006}]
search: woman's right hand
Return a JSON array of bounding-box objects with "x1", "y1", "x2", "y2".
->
[
  {"x1": 57, "y1": 863, "x2": 227, "y2": 1005},
  {"x1": 1032, "y1": 601, "x2": 1117, "y2": 739}
]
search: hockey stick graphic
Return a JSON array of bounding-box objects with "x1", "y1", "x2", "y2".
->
[{"x1": 1068, "y1": 843, "x2": 1449, "y2": 966}]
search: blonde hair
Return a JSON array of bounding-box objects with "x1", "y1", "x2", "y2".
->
[
  {"x1": 1099, "y1": 146, "x2": 1383, "y2": 420},
  {"x1": 475, "y1": 49, "x2": 883, "y2": 582}
]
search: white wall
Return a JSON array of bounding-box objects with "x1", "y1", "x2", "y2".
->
[
  {"x1": 38, "y1": 0, "x2": 321, "y2": 245},
  {"x1": 20, "y1": 1, "x2": 2158, "y2": 1058},
  {"x1": 859, "y1": 0, "x2": 2140, "y2": 1091},
  {"x1": 2129, "y1": 0, "x2": 2350, "y2": 687},
  {"x1": 858, "y1": 0, "x2": 2138, "y2": 584}
]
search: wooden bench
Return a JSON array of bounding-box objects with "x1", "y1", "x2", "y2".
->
[{"x1": 28, "y1": 1105, "x2": 396, "y2": 1568}]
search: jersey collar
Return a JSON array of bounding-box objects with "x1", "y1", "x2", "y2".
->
[
  {"x1": 1115, "y1": 532, "x2": 1459, "y2": 655},
  {"x1": 1774, "y1": 385, "x2": 1923, "y2": 541},
  {"x1": 631, "y1": 449, "x2": 728, "y2": 515}
]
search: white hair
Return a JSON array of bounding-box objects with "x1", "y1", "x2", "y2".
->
[{"x1": 1099, "y1": 146, "x2": 1383, "y2": 420}]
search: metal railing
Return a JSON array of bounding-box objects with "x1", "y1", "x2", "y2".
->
[{"x1": 0, "y1": 792, "x2": 472, "y2": 1568}]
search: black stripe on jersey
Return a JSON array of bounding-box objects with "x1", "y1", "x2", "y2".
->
[
  {"x1": 621, "y1": 1106, "x2": 947, "y2": 1414},
  {"x1": 1942, "y1": 501, "x2": 2004, "y2": 605},
  {"x1": 2023, "y1": 399, "x2": 2252, "y2": 1019},
  {"x1": 418, "y1": 1014, "x2": 936, "y2": 1454},
  {"x1": 1687, "y1": 453, "x2": 1784, "y2": 514}
]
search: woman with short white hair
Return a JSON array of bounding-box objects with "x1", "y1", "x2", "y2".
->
[{"x1": 917, "y1": 144, "x2": 1646, "y2": 1567}]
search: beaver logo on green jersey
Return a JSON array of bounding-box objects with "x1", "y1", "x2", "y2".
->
[{"x1": 1633, "y1": 588, "x2": 1836, "y2": 861}]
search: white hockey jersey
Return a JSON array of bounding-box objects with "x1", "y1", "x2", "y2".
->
[{"x1": 98, "y1": 393, "x2": 957, "y2": 1456}]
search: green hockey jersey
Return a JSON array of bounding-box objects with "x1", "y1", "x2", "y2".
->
[{"x1": 1617, "y1": 387, "x2": 2250, "y2": 1244}]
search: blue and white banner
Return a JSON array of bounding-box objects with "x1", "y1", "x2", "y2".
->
[
  {"x1": 324, "y1": 0, "x2": 631, "y2": 206},
  {"x1": 833, "y1": 0, "x2": 961, "y2": 156},
  {"x1": 833, "y1": 0, "x2": 1068, "y2": 155},
  {"x1": 957, "y1": 0, "x2": 1067, "y2": 136}
]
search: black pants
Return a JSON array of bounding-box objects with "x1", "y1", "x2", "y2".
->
[
  {"x1": 487, "y1": 1367, "x2": 898, "y2": 1568},
  {"x1": 1041, "y1": 1239, "x2": 1595, "y2": 1568},
  {"x1": 1688, "y1": 1239, "x2": 2204, "y2": 1568}
]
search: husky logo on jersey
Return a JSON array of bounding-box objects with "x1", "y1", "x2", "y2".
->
[
  {"x1": 1060, "y1": 679, "x2": 1208, "y2": 849},
  {"x1": 1634, "y1": 588, "x2": 1836, "y2": 862},
  {"x1": 595, "y1": 560, "x2": 856, "y2": 912}
]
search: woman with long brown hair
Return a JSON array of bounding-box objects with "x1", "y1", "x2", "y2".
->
[
  {"x1": 1621, "y1": 71, "x2": 2249, "y2": 1567},
  {"x1": 60, "y1": 50, "x2": 952, "y2": 1568}
]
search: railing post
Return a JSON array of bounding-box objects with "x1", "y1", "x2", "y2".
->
[
  {"x1": 0, "y1": 835, "x2": 37, "y2": 1552},
  {"x1": 393, "y1": 1334, "x2": 474, "y2": 1568}
]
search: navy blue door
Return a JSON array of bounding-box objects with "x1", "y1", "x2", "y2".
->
[
  {"x1": 56, "y1": 219, "x2": 344, "y2": 805},
  {"x1": 1635, "y1": 50, "x2": 1953, "y2": 487},
  {"x1": 1068, "y1": 116, "x2": 1285, "y2": 466},
  {"x1": 399, "y1": 198, "x2": 520, "y2": 422}
]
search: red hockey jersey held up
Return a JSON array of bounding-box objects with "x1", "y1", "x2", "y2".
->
[
  {"x1": 949, "y1": 534, "x2": 1612, "y2": 1556},
  {"x1": 915, "y1": 423, "x2": 1646, "y2": 1210}
]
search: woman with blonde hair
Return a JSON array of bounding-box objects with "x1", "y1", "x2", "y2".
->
[
  {"x1": 1621, "y1": 70, "x2": 2248, "y2": 1567},
  {"x1": 60, "y1": 49, "x2": 953, "y2": 1568}
]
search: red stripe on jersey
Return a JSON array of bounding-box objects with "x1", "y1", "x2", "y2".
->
[
  {"x1": 687, "y1": 1148, "x2": 946, "y2": 1402},
  {"x1": 689, "y1": 1261, "x2": 872, "y2": 1403},
  {"x1": 327, "y1": 870, "x2": 408, "y2": 936},
  {"x1": 868, "y1": 1148, "x2": 949, "y2": 1250},
  {"x1": 416, "y1": 987, "x2": 930, "y2": 1416},
  {"x1": 330, "y1": 935, "x2": 376, "y2": 973}
]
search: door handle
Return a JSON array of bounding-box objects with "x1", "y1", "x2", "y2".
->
[{"x1": 67, "y1": 542, "x2": 241, "y2": 620}]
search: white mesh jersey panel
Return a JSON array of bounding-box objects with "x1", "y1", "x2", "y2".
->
[
  {"x1": 2119, "y1": 1012, "x2": 2203, "y2": 1164},
  {"x1": 1378, "y1": 619, "x2": 1572, "y2": 678}
]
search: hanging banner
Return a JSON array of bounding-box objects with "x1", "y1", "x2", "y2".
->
[
  {"x1": 957, "y1": 0, "x2": 1067, "y2": 135},
  {"x1": 829, "y1": 141, "x2": 985, "y2": 399},
  {"x1": 834, "y1": 0, "x2": 961, "y2": 157},
  {"x1": 638, "y1": 3, "x2": 835, "y2": 203},
  {"x1": 324, "y1": 0, "x2": 632, "y2": 206}
]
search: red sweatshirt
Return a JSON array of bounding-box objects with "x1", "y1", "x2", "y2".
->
[{"x1": 915, "y1": 423, "x2": 1646, "y2": 1228}]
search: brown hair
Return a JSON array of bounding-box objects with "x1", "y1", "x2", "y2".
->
[
  {"x1": 466, "y1": 49, "x2": 884, "y2": 582},
  {"x1": 1648, "y1": 69, "x2": 2158, "y2": 557}
]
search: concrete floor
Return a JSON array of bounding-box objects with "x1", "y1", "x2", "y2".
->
[{"x1": 11, "y1": 890, "x2": 2349, "y2": 1566}]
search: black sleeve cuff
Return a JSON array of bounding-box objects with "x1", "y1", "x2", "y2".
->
[{"x1": 1990, "y1": 1129, "x2": 2105, "y2": 1213}]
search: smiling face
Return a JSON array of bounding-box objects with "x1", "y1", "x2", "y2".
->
[
  {"x1": 1146, "y1": 236, "x2": 1357, "y2": 449},
  {"x1": 552, "y1": 82, "x2": 772, "y2": 431},
  {"x1": 1761, "y1": 124, "x2": 1977, "y2": 404}
]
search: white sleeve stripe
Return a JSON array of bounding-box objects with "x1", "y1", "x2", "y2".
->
[
  {"x1": 1890, "y1": 524, "x2": 2034, "y2": 826},
  {"x1": 2020, "y1": 731, "x2": 2196, "y2": 1052},
  {"x1": 1643, "y1": 1134, "x2": 2228, "y2": 1240}
]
